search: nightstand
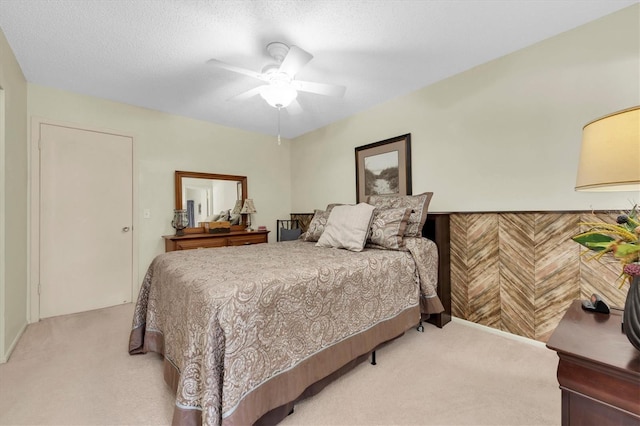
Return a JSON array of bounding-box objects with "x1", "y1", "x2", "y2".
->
[{"x1": 546, "y1": 300, "x2": 640, "y2": 425}]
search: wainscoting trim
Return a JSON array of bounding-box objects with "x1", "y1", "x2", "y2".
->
[{"x1": 450, "y1": 211, "x2": 627, "y2": 343}]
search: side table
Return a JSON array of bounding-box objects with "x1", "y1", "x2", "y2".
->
[{"x1": 546, "y1": 300, "x2": 640, "y2": 425}]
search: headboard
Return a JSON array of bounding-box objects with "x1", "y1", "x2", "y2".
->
[{"x1": 423, "y1": 213, "x2": 451, "y2": 328}]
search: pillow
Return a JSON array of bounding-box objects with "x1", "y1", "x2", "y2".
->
[
  {"x1": 229, "y1": 213, "x2": 241, "y2": 225},
  {"x1": 366, "y1": 207, "x2": 412, "y2": 250},
  {"x1": 325, "y1": 203, "x2": 346, "y2": 211},
  {"x1": 215, "y1": 210, "x2": 230, "y2": 222},
  {"x1": 316, "y1": 203, "x2": 376, "y2": 252},
  {"x1": 366, "y1": 192, "x2": 433, "y2": 237},
  {"x1": 304, "y1": 209, "x2": 331, "y2": 242}
]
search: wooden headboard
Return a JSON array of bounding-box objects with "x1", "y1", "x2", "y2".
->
[{"x1": 423, "y1": 213, "x2": 451, "y2": 328}]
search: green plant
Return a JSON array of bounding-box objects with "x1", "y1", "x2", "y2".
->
[{"x1": 572, "y1": 205, "x2": 640, "y2": 288}]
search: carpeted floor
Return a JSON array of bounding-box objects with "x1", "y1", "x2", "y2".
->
[{"x1": 0, "y1": 303, "x2": 561, "y2": 425}]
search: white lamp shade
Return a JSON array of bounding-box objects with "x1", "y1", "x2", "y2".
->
[
  {"x1": 575, "y1": 106, "x2": 640, "y2": 192},
  {"x1": 259, "y1": 83, "x2": 297, "y2": 108}
]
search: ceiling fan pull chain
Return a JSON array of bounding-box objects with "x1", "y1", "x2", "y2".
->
[{"x1": 277, "y1": 106, "x2": 282, "y2": 145}]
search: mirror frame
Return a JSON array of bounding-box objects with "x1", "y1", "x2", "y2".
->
[{"x1": 174, "y1": 171, "x2": 248, "y2": 230}]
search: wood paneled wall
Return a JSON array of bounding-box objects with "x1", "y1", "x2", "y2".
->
[{"x1": 450, "y1": 211, "x2": 627, "y2": 342}]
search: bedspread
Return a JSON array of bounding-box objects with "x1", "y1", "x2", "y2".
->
[
  {"x1": 405, "y1": 237, "x2": 445, "y2": 314},
  {"x1": 129, "y1": 239, "x2": 441, "y2": 425}
]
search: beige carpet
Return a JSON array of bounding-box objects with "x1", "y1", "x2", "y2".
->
[{"x1": 0, "y1": 303, "x2": 561, "y2": 425}]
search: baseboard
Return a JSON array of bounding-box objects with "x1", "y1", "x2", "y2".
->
[
  {"x1": 452, "y1": 317, "x2": 547, "y2": 349},
  {"x1": 0, "y1": 321, "x2": 28, "y2": 363}
]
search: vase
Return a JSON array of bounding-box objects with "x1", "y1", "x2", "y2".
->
[{"x1": 623, "y1": 276, "x2": 640, "y2": 351}]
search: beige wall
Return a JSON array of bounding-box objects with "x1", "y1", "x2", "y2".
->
[
  {"x1": 290, "y1": 5, "x2": 640, "y2": 213},
  {"x1": 1, "y1": 5, "x2": 639, "y2": 361},
  {"x1": 0, "y1": 28, "x2": 28, "y2": 362},
  {"x1": 28, "y1": 85, "x2": 292, "y2": 294}
]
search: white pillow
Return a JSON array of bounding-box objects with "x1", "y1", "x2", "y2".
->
[{"x1": 316, "y1": 203, "x2": 375, "y2": 252}]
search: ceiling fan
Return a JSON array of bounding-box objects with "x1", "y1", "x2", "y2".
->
[{"x1": 207, "y1": 42, "x2": 346, "y2": 114}]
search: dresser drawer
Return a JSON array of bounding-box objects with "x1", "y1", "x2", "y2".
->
[
  {"x1": 175, "y1": 238, "x2": 228, "y2": 250},
  {"x1": 164, "y1": 230, "x2": 269, "y2": 252},
  {"x1": 227, "y1": 233, "x2": 267, "y2": 246}
]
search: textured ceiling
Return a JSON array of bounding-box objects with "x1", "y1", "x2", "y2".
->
[{"x1": 0, "y1": 0, "x2": 636, "y2": 138}]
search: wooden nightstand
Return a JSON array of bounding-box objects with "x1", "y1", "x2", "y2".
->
[
  {"x1": 546, "y1": 300, "x2": 640, "y2": 425},
  {"x1": 163, "y1": 230, "x2": 269, "y2": 252}
]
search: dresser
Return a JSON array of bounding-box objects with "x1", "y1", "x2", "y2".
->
[
  {"x1": 163, "y1": 230, "x2": 269, "y2": 252},
  {"x1": 546, "y1": 300, "x2": 640, "y2": 426}
]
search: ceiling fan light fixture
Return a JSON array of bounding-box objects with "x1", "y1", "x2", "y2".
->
[{"x1": 259, "y1": 83, "x2": 297, "y2": 108}]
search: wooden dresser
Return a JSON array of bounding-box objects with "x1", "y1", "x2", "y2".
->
[
  {"x1": 163, "y1": 230, "x2": 269, "y2": 252},
  {"x1": 546, "y1": 300, "x2": 640, "y2": 425}
]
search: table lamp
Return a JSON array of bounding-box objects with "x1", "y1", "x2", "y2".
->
[
  {"x1": 574, "y1": 105, "x2": 640, "y2": 352},
  {"x1": 240, "y1": 199, "x2": 257, "y2": 231}
]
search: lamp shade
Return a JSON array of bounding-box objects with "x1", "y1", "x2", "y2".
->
[
  {"x1": 240, "y1": 199, "x2": 257, "y2": 214},
  {"x1": 231, "y1": 199, "x2": 243, "y2": 215},
  {"x1": 259, "y1": 83, "x2": 297, "y2": 108},
  {"x1": 575, "y1": 106, "x2": 640, "y2": 192}
]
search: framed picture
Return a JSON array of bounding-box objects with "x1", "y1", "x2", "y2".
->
[{"x1": 355, "y1": 133, "x2": 412, "y2": 203}]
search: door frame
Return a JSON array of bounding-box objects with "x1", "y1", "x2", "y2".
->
[
  {"x1": 29, "y1": 117, "x2": 138, "y2": 322},
  {"x1": 0, "y1": 88, "x2": 6, "y2": 358}
]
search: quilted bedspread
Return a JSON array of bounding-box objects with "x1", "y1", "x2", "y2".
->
[{"x1": 129, "y1": 238, "x2": 440, "y2": 425}]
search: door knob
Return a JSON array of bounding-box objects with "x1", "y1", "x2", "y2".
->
[{"x1": 122, "y1": 227, "x2": 130, "y2": 232}]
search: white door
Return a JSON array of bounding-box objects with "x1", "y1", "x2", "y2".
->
[{"x1": 39, "y1": 124, "x2": 133, "y2": 318}]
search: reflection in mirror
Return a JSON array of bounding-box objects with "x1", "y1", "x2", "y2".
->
[
  {"x1": 182, "y1": 178, "x2": 240, "y2": 226},
  {"x1": 175, "y1": 171, "x2": 247, "y2": 229}
]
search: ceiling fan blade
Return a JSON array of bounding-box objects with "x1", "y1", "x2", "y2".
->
[
  {"x1": 286, "y1": 99, "x2": 303, "y2": 115},
  {"x1": 292, "y1": 80, "x2": 346, "y2": 97},
  {"x1": 206, "y1": 58, "x2": 266, "y2": 81},
  {"x1": 229, "y1": 85, "x2": 264, "y2": 101},
  {"x1": 278, "y1": 45, "x2": 313, "y2": 77}
]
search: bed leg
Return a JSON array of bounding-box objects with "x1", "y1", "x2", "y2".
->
[
  {"x1": 371, "y1": 351, "x2": 376, "y2": 365},
  {"x1": 416, "y1": 318, "x2": 424, "y2": 333}
]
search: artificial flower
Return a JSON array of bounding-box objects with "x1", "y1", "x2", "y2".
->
[{"x1": 572, "y1": 205, "x2": 640, "y2": 287}]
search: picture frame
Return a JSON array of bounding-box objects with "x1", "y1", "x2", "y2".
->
[{"x1": 355, "y1": 133, "x2": 412, "y2": 203}]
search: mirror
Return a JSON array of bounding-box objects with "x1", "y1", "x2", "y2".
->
[{"x1": 175, "y1": 171, "x2": 248, "y2": 229}]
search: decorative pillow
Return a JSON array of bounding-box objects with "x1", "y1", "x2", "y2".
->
[
  {"x1": 325, "y1": 203, "x2": 346, "y2": 211},
  {"x1": 229, "y1": 213, "x2": 241, "y2": 225},
  {"x1": 366, "y1": 207, "x2": 412, "y2": 250},
  {"x1": 215, "y1": 210, "x2": 230, "y2": 222},
  {"x1": 366, "y1": 192, "x2": 433, "y2": 237},
  {"x1": 304, "y1": 209, "x2": 331, "y2": 242},
  {"x1": 316, "y1": 203, "x2": 376, "y2": 252}
]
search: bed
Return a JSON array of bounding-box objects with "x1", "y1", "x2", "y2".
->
[{"x1": 129, "y1": 198, "x2": 451, "y2": 426}]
